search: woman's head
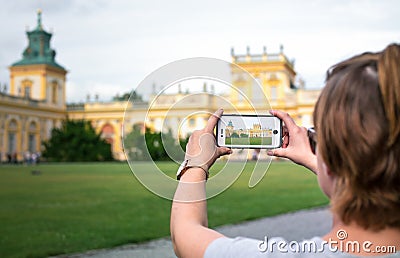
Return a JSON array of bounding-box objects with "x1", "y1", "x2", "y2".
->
[{"x1": 313, "y1": 43, "x2": 400, "y2": 231}]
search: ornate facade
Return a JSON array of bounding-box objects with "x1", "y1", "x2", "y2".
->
[{"x1": 0, "y1": 12, "x2": 321, "y2": 162}]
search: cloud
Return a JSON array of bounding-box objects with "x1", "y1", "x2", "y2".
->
[{"x1": 1, "y1": 0, "x2": 400, "y2": 101}]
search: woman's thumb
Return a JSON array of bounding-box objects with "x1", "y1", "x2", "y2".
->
[
  {"x1": 267, "y1": 148, "x2": 286, "y2": 158},
  {"x1": 218, "y1": 147, "x2": 233, "y2": 157}
]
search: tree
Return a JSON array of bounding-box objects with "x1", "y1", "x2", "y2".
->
[
  {"x1": 124, "y1": 124, "x2": 147, "y2": 160},
  {"x1": 112, "y1": 91, "x2": 142, "y2": 102},
  {"x1": 124, "y1": 126, "x2": 186, "y2": 161},
  {"x1": 231, "y1": 132, "x2": 239, "y2": 138},
  {"x1": 42, "y1": 120, "x2": 113, "y2": 162}
]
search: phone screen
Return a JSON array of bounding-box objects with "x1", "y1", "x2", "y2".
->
[{"x1": 216, "y1": 114, "x2": 282, "y2": 149}]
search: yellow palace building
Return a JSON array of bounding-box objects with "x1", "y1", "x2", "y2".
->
[
  {"x1": 0, "y1": 12, "x2": 320, "y2": 162},
  {"x1": 0, "y1": 11, "x2": 67, "y2": 163}
]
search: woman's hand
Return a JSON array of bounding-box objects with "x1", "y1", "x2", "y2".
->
[
  {"x1": 268, "y1": 110, "x2": 318, "y2": 174},
  {"x1": 185, "y1": 109, "x2": 232, "y2": 172}
]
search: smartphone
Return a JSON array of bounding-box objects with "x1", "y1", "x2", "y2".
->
[{"x1": 216, "y1": 114, "x2": 282, "y2": 149}]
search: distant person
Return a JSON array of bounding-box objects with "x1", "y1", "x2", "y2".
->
[
  {"x1": 31, "y1": 153, "x2": 38, "y2": 165},
  {"x1": 7, "y1": 153, "x2": 12, "y2": 164},
  {"x1": 36, "y1": 152, "x2": 41, "y2": 164},
  {"x1": 171, "y1": 44, "x2": 400, "y2": 257},
  {"x1": 252, "y1": 149, "x2": 260, "y2": 160},
  {"x1": 12, "y1": 152, "x2": 17, "y2": 164},
  {"x1": 24, "y1": 151, "x2": 31, "y2": 165}
]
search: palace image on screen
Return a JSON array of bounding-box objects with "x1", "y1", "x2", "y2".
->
[{"x1": 224, "y1": 118, "x2": 273, "y2": 146}]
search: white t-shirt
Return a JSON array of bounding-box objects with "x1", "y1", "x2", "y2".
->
[{"x1": 204, "y1": 236, "x2": 400, "y2": 258}]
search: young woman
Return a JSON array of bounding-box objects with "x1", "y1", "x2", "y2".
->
[{"x1": 170, "y1": 44, "x2": 400, "y2": 257}]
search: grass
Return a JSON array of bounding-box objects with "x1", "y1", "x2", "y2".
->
[
  {"x1": 0, "y1": 161, "x2": 328, "y2": 258},
  {"x1": 226, "y1": 137, "x2": 272, "y2": 145}
]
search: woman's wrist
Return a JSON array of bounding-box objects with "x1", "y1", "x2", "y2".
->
[
  {"x1": 173, "y1": 168, "x2": 207, "y2": 203},
  {"x1": 303, "y1": 155, "x2": 318, "y2": 174},
  {"x1": 179, "y1": 167, "x2": 208, "y2": 182}
]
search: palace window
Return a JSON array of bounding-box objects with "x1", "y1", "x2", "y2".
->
[
  {"x1": 252, "y1": 77, "x2": 265, "y2": 102},
  {"x1": 271, "y1": 86, "x2": 278, "y2": 101},
  {"x1": 52, "y1": 81, "x2": 58, "y2": 104},
  {"x1": 24, "y1": 87, "x2": 31, "y2": 99},
  {"x1": 28, "y1": 134, "x2": 36, "y2": 153},
  {"x1": 21, "y1": 79, "x2": 33, "y2": 98},
  {"x1": 8, "y1": 119, "x2": 17, "y2": 131},
  {"x1": 28, "y1": 121, "x2": 37, "y2": 153},
  {"x1": 237, "y1": 86, "x2": 246, "y2": 104},
  {"x1": 8, "y1": 133, "x2": 16, "y2": 153},
  {"x1": 7, "y1": 119, "x2": 18, "y2": 153}
]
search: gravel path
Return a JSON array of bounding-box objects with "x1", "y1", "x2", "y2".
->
[{"x1": 53, "y1": 206, "x2": 331, "y2": 258}]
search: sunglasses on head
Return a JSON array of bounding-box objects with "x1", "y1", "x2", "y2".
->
[{"x1": 307, "y1": 127, "x2": 317, "y2": 154}]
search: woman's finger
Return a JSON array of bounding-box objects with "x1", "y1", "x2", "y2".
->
[
  {"x1": 204, "y1": 108, "x2": 223, "y2": 133},
  {"x1": 269, "y1": 110, "x2": 296, "y2": 132}
]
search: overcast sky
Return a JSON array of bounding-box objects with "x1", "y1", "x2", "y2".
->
[{"x1": 1, "y1": 0, "x2": 399, "y2": 103}]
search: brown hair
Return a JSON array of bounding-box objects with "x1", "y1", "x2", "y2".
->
[{"x1": 313, "y1": 44, "x2": 400, "y2": 231}]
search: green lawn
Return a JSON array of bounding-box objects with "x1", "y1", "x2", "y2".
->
[
  {"x1": 0, "y1": 162, "x2": 328, "y2": 258},
  {"x1": 226, "y1": 137, "x2": 272, "y2": 145}
]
